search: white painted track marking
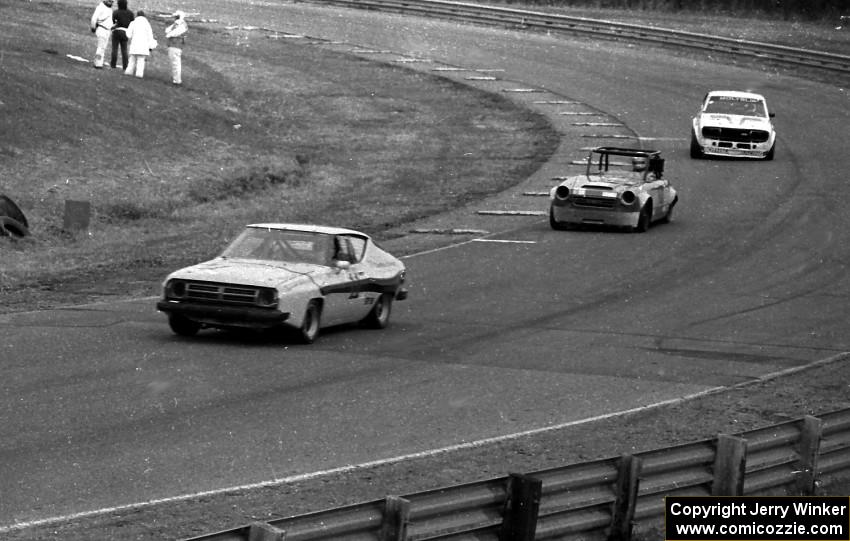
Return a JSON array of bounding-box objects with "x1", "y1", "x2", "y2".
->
[{"x1": 472, "y1": 238, "x2": 537, "y2": 244}]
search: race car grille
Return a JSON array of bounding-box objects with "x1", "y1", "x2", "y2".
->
[
  {"x1": 572, "y1": 196, "x2": 616, "y2": 209},
  {"x1": 183, "y1": 282, "x2": 262, "y2": 305},
  {"x1": 701, "y1": 127, "x2": 770, "y2": 143}
]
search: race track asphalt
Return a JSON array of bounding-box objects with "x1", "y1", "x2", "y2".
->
[{"x1": 2, "y1": 0, "x2": 849, "y2": 530}]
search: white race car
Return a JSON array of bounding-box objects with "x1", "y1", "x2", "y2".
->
[
  {"x1": 691, "y1": 90, "x2": 776, "y2": 160},
  {"x1": 549, "y1": 147, "x2": 677, "y2": 233},
  {"x1": 157, "y1": 223, "x2": 408, "y2": 343}
]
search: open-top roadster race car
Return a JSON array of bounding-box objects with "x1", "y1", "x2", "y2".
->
[
  {"x1": 549, "y1": 147, "x2": 677, "y2": 232},
  {"x1": 157, "y1": 223, "x2": 408, "y2": 343}
]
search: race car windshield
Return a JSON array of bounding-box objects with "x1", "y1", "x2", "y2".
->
[
  {"x1": 220, "y1": 228, "x2": 333, "y2": 265},
  {"x1": 704, "y1": 97, "x2": 766, "y2": 117}
]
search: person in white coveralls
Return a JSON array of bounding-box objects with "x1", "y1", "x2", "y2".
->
[
  {"x1": 89, "y1": 0, "x2": 114, "y2": 68},
  {"x1": 123, "y1": 10, "x2": 157, "y2": 78},
  {"x1": 164, "y1": 10, "x2": 188, "y2": 85}
]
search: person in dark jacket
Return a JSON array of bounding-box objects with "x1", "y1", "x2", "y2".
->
[{"x1": 110, "y1": 0, "x2": 134, "y2": 69}]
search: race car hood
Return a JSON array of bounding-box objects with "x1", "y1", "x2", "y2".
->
[
  {"x1": 165, "y1": 258, "x2": 324, "y2": 288},
  {"x1": 698, "y1": 113, "x2": 771, "y2": 130}
]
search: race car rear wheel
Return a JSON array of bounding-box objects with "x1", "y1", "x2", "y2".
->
[
  {"x1": 689, "y1": 134, "x2": 703, "y2": 159},
  {"x1": 168, "y1": 314, "x2": 201, "y2": 336},
  {"x1": 363, "y1": 293, "x2": 392, "y2": 329},
  {"x1": 298, "y1": 301, "x2": 321, "y2": 344}
]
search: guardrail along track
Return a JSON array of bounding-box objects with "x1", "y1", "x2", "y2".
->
[
  {"x1": 184, "y1": 407, "x2": 850, "y2": 540},
  {"x1": 310, "y1": 0, "x2": 850, "y2": 75}
]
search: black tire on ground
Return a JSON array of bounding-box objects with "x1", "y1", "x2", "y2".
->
[
  {"x1": 689, "y1": 133, "x2": 703, "y2": 159},
  {"x1": 0, "y1": 194, "x2": 29, "y2": 229},
  {"x1": 362, "y1": 293, "x2": 393, "y2": 329},
  {"x1": 549, "y1": 207, "x2": 569, "y2": 230},
  {"x1": 0, "y1": 216, "x2": 30, "y2": 238},
  {"x1": 298, "y1": 301, "x2": 321, "y2": 344},
  {"x1": 168, "y1": 314, "x2": 201, "y2": 336},
  {"x1": 633, "y1": 204, "x2": 652, "y2": 233},
  {"x1": 765, "y1": 143, "x2": 775, "y2": 161},
  {"x1": 660, "y1": 197, "x2": 677, "y2": 224}
]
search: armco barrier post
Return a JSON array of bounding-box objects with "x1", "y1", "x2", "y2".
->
[
  {"x1": 499, "y1": 473, "x2": 542, "y2": 541},
  {"x1": 797, "y1": 415, "x2": 823, "y2": 495},
  {"x1": 712, "y1": 434, "x2": 747, "y2": 496},
  {"x1": 609, "y1": 454, "x2": 641, "y2": 541},
  {"x1": 248, "y1": 521, "x2": 286, "y2": 541},
  {"x1": 380, "y1": 495, "x2": 410, "y2": 541}
]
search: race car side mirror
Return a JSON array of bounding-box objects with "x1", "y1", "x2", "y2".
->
[{"x1": 769, "y1": 112, "x2": 775, "y2": 118}]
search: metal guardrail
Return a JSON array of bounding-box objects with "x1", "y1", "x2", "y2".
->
[
  {"x1": 308, "y1": 0, "x2": 850, "y2": 75},
  {"x1": 181, "y1": 7, "x2": 850, "y2": 538},
  {"x1": 184, "y1": 407, "x2": 850, "y2": 541}
]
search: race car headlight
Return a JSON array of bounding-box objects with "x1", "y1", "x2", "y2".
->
[
  {"x1": 255, "y1": 288, "x2": 279, "y2": 308},
  {"x1": 554, "y1": 185, "x2": 570, "y2": 200},
  {"x1": 165, "y1": 279, "x2": 187, "y2": 299},
  {"x1": 620, "y1": 191, "x2": 637, "y2": 205}
]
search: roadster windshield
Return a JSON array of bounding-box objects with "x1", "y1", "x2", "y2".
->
[{"x1": 220, "y1": 228, "x2": 333, "y2": 265}]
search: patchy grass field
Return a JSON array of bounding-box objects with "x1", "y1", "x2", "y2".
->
[{"x1": 0, "y1": 0, "x2": 559, "y2": 311}]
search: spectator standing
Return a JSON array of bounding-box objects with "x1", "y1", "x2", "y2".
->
[
  {"x1": 89, "y1": 0, "x2": 114, "y2": 68},
  {"x1": 110, "y1": 0, "x2": 134, "y2": 69},
  {"x1": 164, "y1": 10, "x2": 188, "y2": 85},
  {"x1": 123, "y1": 10, "x2": 157, "y2": 78}
]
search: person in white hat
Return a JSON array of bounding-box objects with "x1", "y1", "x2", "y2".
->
[
  {"x1": 165, "y1": 10, "x2": 188, "y2": 85},
  {"x1": 89, "y1": 0, "x2": 114, "y2": 68},
  {"x1": 124, "y1": 10, "x2": 157, "y2": 78}
]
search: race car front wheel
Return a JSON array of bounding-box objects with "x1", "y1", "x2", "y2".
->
[
  {"x1": 634, "y1": 204, "x2": 652, "y2": 233},
  {"x1": 549, "y1": 207, "x2": 570, "y2": 230},
  {"x1": 169, "y1": 314, "x2": 201, "y2": 336},
  {"x1": 660, "y1": 197, "x2": 677, "y2": 224},
  {"x1": 689, "y1": 134, "x2": 703, "y2": 159},
  {"x1": 298, "y1": 301, "x2": 321, "y2": 344}
]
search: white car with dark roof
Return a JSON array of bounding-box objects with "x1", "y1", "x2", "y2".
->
[
  {"x1": 157, "y1": 223, "x2": 408, "y2": 343},
  {"x1": 691, "y1": 90, "x2": 776, "y2": 160}
]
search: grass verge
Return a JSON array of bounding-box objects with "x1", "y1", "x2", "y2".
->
[{"x1": 0, "y1": 0, "x2": 559, "y2": 311}]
